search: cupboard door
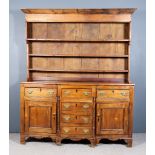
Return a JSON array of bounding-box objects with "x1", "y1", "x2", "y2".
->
[
  {"x1": 96, "y1": 102, "x2": 129, "y2": 135},
  {"x1": 25, "y1": 101, "x2": 56, "y2": 134}
]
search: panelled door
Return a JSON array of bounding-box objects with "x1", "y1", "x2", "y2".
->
[
  {"x1": 25, "y1": 100, "x2": 56, "y2": 134},
  {"x1": 96, "y1": 102, "x2": 129, "y2": 135}
]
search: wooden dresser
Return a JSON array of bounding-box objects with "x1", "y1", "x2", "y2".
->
[{"x1": 20, "y1": 9, "x2": 136, "y2": 147}]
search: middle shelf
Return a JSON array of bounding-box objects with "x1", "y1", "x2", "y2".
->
[
  {"x1": 29, "y1": 68, "x2": 128, "y2": 73},
  {"x1": 28, "y1": 54, "x2": 129, "y2": 58},
  {"x1": 27, "y1": 38, "x2": 130, "y2": 43}
]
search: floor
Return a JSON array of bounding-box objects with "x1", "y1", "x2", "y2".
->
[{"x1": 9, "y1": 133, "x2": 145, "y2": 155}]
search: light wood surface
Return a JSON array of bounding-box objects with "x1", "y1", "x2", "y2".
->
[{"x1": 20, "y1": 9, "x2": 136, "y2": 147}]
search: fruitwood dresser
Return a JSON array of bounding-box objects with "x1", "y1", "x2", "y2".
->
[{"x1": 20, "y1": 8, "x2": 136, "y2": 147}]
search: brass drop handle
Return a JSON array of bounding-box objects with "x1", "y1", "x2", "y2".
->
[
  {"x1": 63, "y1": 128, "x2": 69, "y2": 133},
  {"x1": 48, "y1": 90, "x2": 55, "y2": 95},
  {"x1": 83, "y1": 117, "x2": 89, "y2": 123},
  {"x1": 64, "y1": 90, "x2": 70, "y2": 95},
  {"x1": 83, "y1": 104, "x2": 89, "y2": 109},
  {"x1": 27, "y1": 90, "x2": 33, "y2": 94},
  {"x1": 99, "y1": 92, "x2": 105, "y2": 96},
  {"x1": 83, "y1": 129, "x2": 89, "y2": 133},
  {"x1": 83, "y1": 92, "x2": 89, "y2": 96},
  {"x1": 64, "y1": 104, "x2": 70, "y2": 109},
  {"x1": 63, "y1": 116, "x2": 70, "y2": 121},
  {"x1": 120, "y1": 92, "x2": 126, "y2": 96}
]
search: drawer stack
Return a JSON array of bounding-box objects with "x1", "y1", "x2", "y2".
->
[{"x1": 59, "y1": 86, "x2": 94, "y2": 137}]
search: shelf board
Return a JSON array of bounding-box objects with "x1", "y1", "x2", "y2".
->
[
  {"x1": 32, "y1": 76, "x2": 128, "y2": 83},
  {"x1": 27, "y1": 38, "x2": 130, "y2": 43},
  {"x1": 29, "y1": 54, "x2": 129, "y2": 58},
  {"x1": 29, "y1": 68, "x2": 128, "y2": 73}
]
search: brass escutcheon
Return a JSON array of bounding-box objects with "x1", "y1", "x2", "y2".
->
[
  {"x1": 83, "y1": 92, "x2": 89, "y2": 96},
  {"x1": 120, "y1": 92, "x2": 126, "y2": 96},
  {"x1": 63, "y1": 128, "x2": 69, "y2": 133},
  {"x1": 83, "y1": 129, "x2": 89, "y2": 133},
  {"x1": 83, "y1": 117, "x2": 89, "y2": 123},
  {"x1": 27, "y1": 90, "x2": 33, "y2": 94},
  {"x1": 63, "y1": 115, "x2": 70, "y2": 121},
  {"x1": 99, "y1": 91, "x2": 105, "y2": 96},
  {"x1": 83, "y1": 104, "x2": 89, "y2": 109},
  {"x1": 48, "y1": 90, "x2": 55, "y2": 95},
  {"x1": 64, "y1": 90, "x2": 70, "y2": 95},
  {"x1": 64, "y1": 104, "x2": 70, "y2": 109}
]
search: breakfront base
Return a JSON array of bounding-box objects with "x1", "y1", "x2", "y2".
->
[
  {"x1": 56, "y1": 137, "x2": 96, "y2": 147},
  {"x1": 96, "y1": 136, "x2": 132, "y2": 147},
  {"x1": 20, "y1": 133, "x2": 57, "y2": 145}
]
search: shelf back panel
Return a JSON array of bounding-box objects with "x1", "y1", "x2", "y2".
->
[{"x1": 28, "y1": 23, "x2": 130, "y2": 40}]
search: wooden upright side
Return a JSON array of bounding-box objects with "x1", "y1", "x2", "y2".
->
[{"x1": 20, "y1": 84, "x2": 25, "y2": 144}]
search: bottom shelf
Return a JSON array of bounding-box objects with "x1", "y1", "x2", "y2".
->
[{"x1": 28, "y1": 76, "x2": 129, "y2": 83}]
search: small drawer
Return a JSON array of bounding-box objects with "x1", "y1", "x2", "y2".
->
[
  {"x1": 61, "y1": 102, "x2": 92, "y2": 113},
  {"x1": 61, "y1": 103, "x2": 76, "y2": 111},
  {"x1": 61, "y1": 127, "x2": 92, "y2": 135},
  {"x1": 62, "y1": 88, "x2": 92, "y2": 98},
  {"x1": 61, "y1": 114, "x2": 75, "y2": 123},
  {"x1": 97, "y1": 89, "x2": 129, "y2": 101},
  {"x1": 61, "y1": 127, "x2": 75, "y2": 135},
  {"x1": 25, "y1": 88, "x2": 57, "y2": 98},
  {"x1": 61, "y1": 114, "x2": 92, "y2": 124},
  {"x1": 77, "y1": 103, "x2": 93, "y2": 112}
]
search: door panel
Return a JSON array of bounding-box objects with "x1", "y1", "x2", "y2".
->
[
  {"x1": 96, "y1": 102, "x2": 129, "y2": 135},
  {"x1": 25, "y1": 101, "x2": 56, "y2": 134}
]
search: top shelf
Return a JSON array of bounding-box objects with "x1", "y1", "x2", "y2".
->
[{"x1": 27, "y1": 38, "x2": 130, "y2": 42}]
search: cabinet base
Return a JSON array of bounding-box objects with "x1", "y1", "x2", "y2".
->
[{"x1": 20, "y1": 134, "x2": 132, "y2": 147}]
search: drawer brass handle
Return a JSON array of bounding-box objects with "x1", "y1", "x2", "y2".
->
[
  {"x1": 63, "y1": 128, "x2": 69, "y2": 133},
  {"x1": 48, "y1": 90, "x2": 55, "y2": 95},
  {"x1": 83, "y1": 92, "x2": 89, "y2": 96},
  {"x1": 120, "y1": 92, "x2": 126, "y2": 96},
  {"x1": 83, "y1": 129, "x2": 89, "y2": 133},
  {"x1": 63, "y1": 104, "x2": 70, "y2": 109},
  {"x1": 27, "y1": 90, "x2": 33, "y2": 94},
  {"x1": 63, "y1": 116, "x2": 70, "y2": 121},
  {"x1": 99, "y1": 92, "x2": 105, "y2": 96},
  {"x1": 64, "y1": 90, "x2": 70, "y2": 95},
  {"x1": 83, "y1": 104, "x2": 89, "y2": 109},
  {"x1": 83, "y1": 117, "x2": 89, "y2": 123}
]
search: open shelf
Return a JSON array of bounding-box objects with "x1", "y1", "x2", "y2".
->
[
  {"x1": 29, "y1": 54, "x2": 129, "y2": 58},
  {"x1": 29, "y1": 68, "x2": 128, "y2": 73},
  {"x1": 31, "y1": 76, "x2": 128, "y2": 83},
  {"x1": 27, "y1": 38, "x2": 130, "y2": 43}
]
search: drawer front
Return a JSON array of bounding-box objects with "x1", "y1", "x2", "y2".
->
[
  {"x1": 61, "y1": 114, "x2": 92, "y2": 124},
  {"x1": 61, "y1": 127, "x2": 92, "y2": 135},
  {"x1": 61, "y1": 127, "x2": 75, "y2": 135},
  {"x1": 25, "y1": 88, "x2": 57, "y2": 98},
  {"x1": 61, "y1": 88, "x2": 92, "y2": 98},
  {"x1": 97, "y1": 89, "x2": 129, "y2": 101},
  {"x1": 61, "y1": 102, "x2": 93, "y2": 112}
]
